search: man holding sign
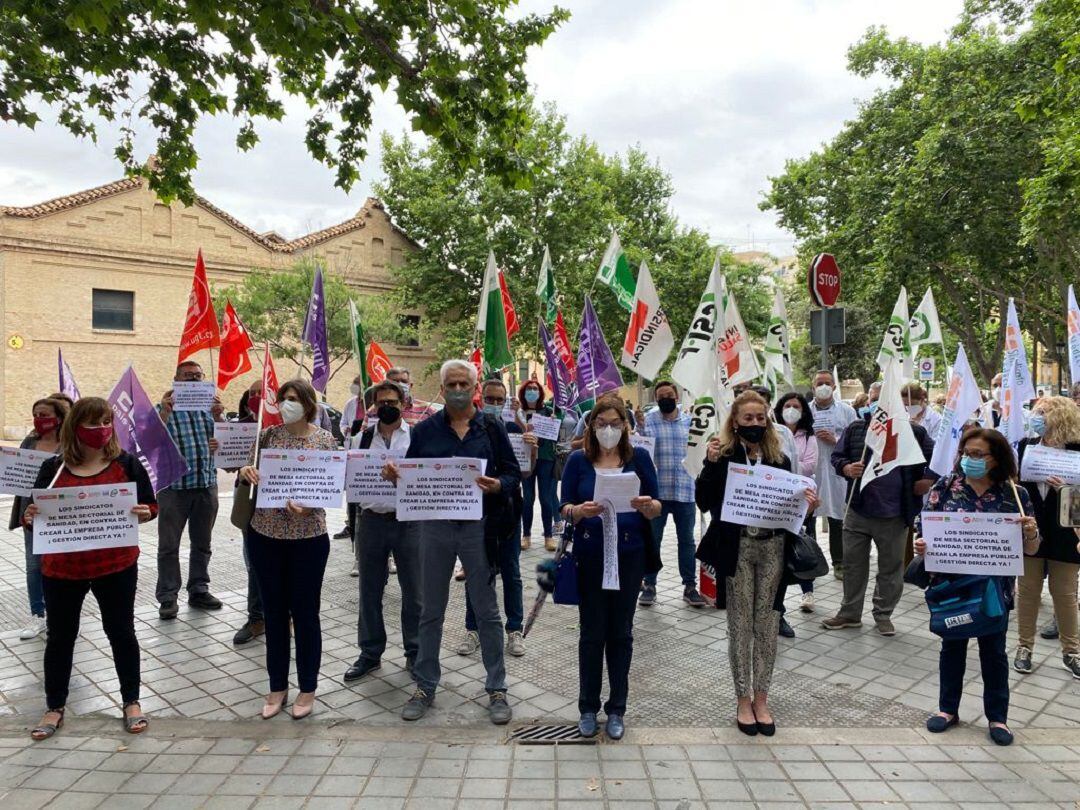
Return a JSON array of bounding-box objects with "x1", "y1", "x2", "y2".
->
[{"x1": 384, "y1": 360, "x2": 521, "y2": 725}]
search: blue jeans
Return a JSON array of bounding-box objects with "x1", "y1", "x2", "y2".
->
[
  {"x1": 645, "y1": 500, "x2": 698, "y2": 588},
  {"x1": 522, "y1": 459, "x2": 557, "y2": 537},
  {"x1": 24, "y1": 527, "x2": 45, "y2": 616},
  {"x1": 466, "y1": 527, "x2": 524, "y2": 633}
]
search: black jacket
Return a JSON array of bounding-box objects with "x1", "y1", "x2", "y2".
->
[
  {"x1": 694, "y1": 444, "x2": 795, "y2": 579},
  {"x1": 1017, "y1": 438, "x2": 1080, "y2": 565}
]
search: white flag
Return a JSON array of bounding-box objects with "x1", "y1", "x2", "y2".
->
[
  {"x1": 1067, "y1": 285, "x2": 1080, "y2": 388},
  {"x1": 909, "y1": 288, "x2": 943, "y2": 354},
  {"x1": 671, "y1": 252, "x2": 723, "y2": 397},
  {"x1": 1001, "y1": 298, "x2": 1036, "y2": 445},
  {"x1": 929, "y1": 344, "x2": 984, "y2": 475},
  {"x1": 620, "y1": 260, "x2": 674, "y2": 380},
  {"x1": 763, "y1": 287, "x2": 793, "y2": 391},
  {"x1": 861, "y1": 358, "x2": 927, "y2": 489},
  {"x1": 876, "y1": 287, "x2": 911, "y2": 374},
  {"x1": 717, "y1": 276, "x2": 761, "y2": 389}
]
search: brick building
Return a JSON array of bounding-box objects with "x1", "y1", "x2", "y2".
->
[{"x1": 0, "y1": 174, "x2": 434, "y2": 438}]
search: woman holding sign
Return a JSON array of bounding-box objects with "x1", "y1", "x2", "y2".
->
[
  {"x1": 560, "y1": 396, "x2": 661, "y2": 740},
  {"x1": 913, "y1": 428, "x2": 1039, "y2": 745},
  {"x1": 10, "y1": 396, "x2": 69, "y2": 640},
  {"x1": 23, "y1": 397, "x2": 157, "y2": 740},
  {"x1": 1014, "y1": 396, "x2": 1080, "y2": 680},
  {"x1": 695, "y1": 391, "x2": 819, "y2": 736},
  {"x1": 239, "y1": 379, "x2": 338, "y2": 721},
  {"x1": 517, "y1": 380, "x2": 559, "y2": 552}
]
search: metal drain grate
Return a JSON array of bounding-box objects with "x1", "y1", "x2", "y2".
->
[{"x1": 508, "y1": 723, "x2": 597, "y2": 745}]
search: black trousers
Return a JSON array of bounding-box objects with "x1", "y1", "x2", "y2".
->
[
  {"x1": 247, "y1": 527, "x2": 330, "y2": 693},
  {"x1": 827, "y1": 517, "x2": 844, "y2": 568},
  {"x1": 577, "y1": 548, "x2": 645, "y2": 716},
  {"x1": 43, "y1": 564, "x2": 140, "y2": 710},
  {"x1": 939, "y1": 628, "x2": 1010, "y2": 724}
]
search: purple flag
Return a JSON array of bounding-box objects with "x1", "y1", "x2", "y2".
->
[
  {"x1": 575, "y1": 296, "x2": 623, "y2": 403},
  {"x1": 108, "y1": 366, "x2": 188, "y2": 493},
  {"x1": 539, "y1": 319, "x2": 577, "y2": 409},
  {"x1": 58, "y1": 349, "x2": 81, "y2": 401},
  {"x1": 302, "y1": 266, "x2": 330, "y2": 393}
]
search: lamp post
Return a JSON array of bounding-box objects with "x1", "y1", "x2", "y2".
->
[{"x1": 1056, "y1": 341, "x2": 1065, "y2": 395}]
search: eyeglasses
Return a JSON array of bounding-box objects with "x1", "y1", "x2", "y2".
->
[
  {"x1": 483, "y1": 396, "x2": 506, "y2": 406},
  {"x1": 963, "y1": 450, "x2": 992, "y2": 460},
  {"x1": 593, "y1": 419, "x2": 625, "y2": 430},
  {"x1": 178, "y1": 372, "x2": 204, "y2": 381}
]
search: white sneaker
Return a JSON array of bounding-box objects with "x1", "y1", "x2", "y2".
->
[
  {"x1": 19, "y1": 616, "x2": 46, "y2": 640},
  {"x1": 388, "y1": 554, "x2": 397, "y2": 575},
  {"x1": 457, "y1": 630, "x2": 480, "y2": 656},
  {"x1": 350, "y1": 565, "x2": 359, "y2": 578},
  {"x1": 800, "y1": 592, "x2": 815, "y2": 613},
  {"x1": 506, "y1": 631, "x2": 526, "y2": 657}
]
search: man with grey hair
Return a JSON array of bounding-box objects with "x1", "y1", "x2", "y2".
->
[
  {"x1": 385, "y1": 359, "x2": 521, "y2": 724},
  {"x1": 385, "y1": 366, "x2": 438, "y2": 426}
]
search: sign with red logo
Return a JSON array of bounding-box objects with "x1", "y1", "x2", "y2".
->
[{"x1": 809, "y1": 253, "x2": 841, "y2": 308}]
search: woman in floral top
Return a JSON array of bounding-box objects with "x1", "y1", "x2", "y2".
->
[
  {"x1": 913, "y1": 428, "x2": 1040, "y2": 746},
  {"x1": 240, "y1": 379, "x2": 338, "y2": 721}
]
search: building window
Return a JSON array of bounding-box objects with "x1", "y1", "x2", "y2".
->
[
  {"x1": 398, "y1": 314, "x2": 420, "y2": 347},
  {"x1": 92, "y1": 289, "x2": 134, "y2": 331}
]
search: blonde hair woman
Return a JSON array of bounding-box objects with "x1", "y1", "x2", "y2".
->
[
  {"x1": 695, "y1": 391, "x2": 818, "y2": 736},
  {"x1": 1015, "y1": 396, "x2": 1080, "y2": 679}
]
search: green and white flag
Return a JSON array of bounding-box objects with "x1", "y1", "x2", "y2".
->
[
  {"x1": 875, "y1": 286, "x2": 911, "y2": 374},
  {"x1": 476, "y1": 250, "x2": 515, "y2": 371},
  {"x1": 671, "y1": 251, "x2": 723, "y2": 397},
  {"x1": 348, "y1": 299, "x2": 371, "y2": 390},
  {"x1": 909, "y1": 287, "x2": 943, "y2": 354},
  {"x1": 596, "y1": 231, "x2": 636, "y2": 312},
  {"x1": 762, "y1": 286, "x2": 793, "y2": 393},
  {"x1": 536, "y1": 246, "x2": 558, "y2": 326}
]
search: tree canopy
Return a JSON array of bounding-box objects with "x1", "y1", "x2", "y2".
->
[{"x1": 0, "y1": 0, "x2": 568, "y2": 203}]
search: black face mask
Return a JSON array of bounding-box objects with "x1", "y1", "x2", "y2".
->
[
  {"x1": 657, "y1": 397, "x2": 678, "y2": 414},
  {"x1": 377, "y1": 404, "x2": 401, "y2": 425},
  {"x1": 736, "y1": 424, "x2": 767, "y2": 444}
]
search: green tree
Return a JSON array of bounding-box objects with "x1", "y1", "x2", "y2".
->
[
  {"x1": 213, "y1": 259, "x2": 419, "y2": 385},
  {"x1": 0, "y1": 0, "x2": 568, "y2": 203}
]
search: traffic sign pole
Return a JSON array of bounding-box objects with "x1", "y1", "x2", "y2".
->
[{"x1": 809, "y1": 254, "x2": 842, "y2": 374}]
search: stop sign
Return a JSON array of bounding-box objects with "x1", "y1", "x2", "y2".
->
[{"x1": 809, "y1": 253, "x2": 841, "y2": 307}]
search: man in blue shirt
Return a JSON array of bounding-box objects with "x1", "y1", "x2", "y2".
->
[
  {"x1": 638, "y1": 380, "x2": 706, "y2": 607},
  {"x1": 385, "y1": 359, "x2": 521, "y2": 725}
]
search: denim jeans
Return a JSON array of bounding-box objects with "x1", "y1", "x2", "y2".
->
[
  {"x1": 522, "y1": 459, "x2": 558, "y2": 537},
  {"x1": 23, "y1": 527, "x2": 45, "y2": 616},
  {"x1": 939, "y1": 628, "x2": 1009, "y2": 723},
  {"x1": 466, "y1": 527, "x2": 524, "y2": 633},
  {"x1": 644, "y1": 500, "x2": 698, "y2": 588}
]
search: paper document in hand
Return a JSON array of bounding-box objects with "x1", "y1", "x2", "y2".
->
[
  {"x1": 719, "y1": 463, "x2": 814, "y2": 535},
  {"x1": 255, "y1": 449, "x2": 347, "y2": 509},
  {"x1": 345, "y1": 448, "x2": 404, "y2": 507},
  {"x1": 592, "y1": 471, "x2": 640, "y2": 513},
  {"x1": 1020, "y1": 444, "x2": 1080, "y2": 486},
  {"x1": 527, "y1": 413, "x2": 562, "y2": 441},
  {"x1": 508, "y1": 434, "x2": 533, "y2": 474},
  {"x1": 921, "y1": 512, "x2": 1023, "y2": 576},
  {"x1": 0, "y1": 447, "x2": 56, "y2": 497},
  {"x1": 172, "y1": 381, "x2": 217, "y2": 412},
  {"x1": 214, "y1": 422, "x2": 258, "y2": 469},
  {"x1": 32, "y1": 484, "x2": 139, "y2": 554},
  {"x1": 396, "y1": 457, "x2": 484, "y2": 521}
]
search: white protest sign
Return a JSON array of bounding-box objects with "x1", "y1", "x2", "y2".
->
[
  {"x1": 255, "y1": 449, "x2": 347, "y2": 509},
  {"x1": 346, "y1": 448, "x2": 404, "y2": 507},
  {"x1": 502, "y1": 405, "x2": 517, "y2": 423},
  {"x1": 630, "y1": 434, "x2": 655, "y2": 459},
  {"x1": 508, "y1": 434, "x2": 532, "y2": 474},
  {"x1": 921, "y1": 511, "x2": 1024, "y2": 576},
  {"x1": 720, "y1": 463, "x2": 813, "y2": 534},
  {"x1": 32, "y1": 483, "x2": 139, "y2": 554},
  {"x1": 214, "y1": 422, "x2": 258, "y2": 469},
  {"x1": 527, "y1": 414, "x2": 561, "y2": 441},
  {"x1": 396, "y1": 457, "x2": 484, "y2": 521},
  {"x1": 0, "y1": 447, "x2": 56, "y2": 497},
  {"x1": 593, "y1": 471, "x2": 640, "y2": 513},
  {"x1": 1020, "y1": 443, "x2": 1080, "y2": 486},
  {"x1": 172, "y1": 381, "x2": 217, "y2": 412}
]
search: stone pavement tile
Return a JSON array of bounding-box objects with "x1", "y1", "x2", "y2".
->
[
  {"x1": 984, "y1": 779, "x2": 1051, "y2": 803},
  {"x1": 192, "y1": 753, "x2": 244, "y2": 773},
  {"x1": 602, "y1": 758, "x2": 649, "y2": 779},
  {"x1": 459, "y1": 776, "x2": 508, "y2": 799},
  {"x1": 281, "y1": 754, "x2": 332, "y2": 775},
  {"x1": 557, "y1": 759, "x2": 601, "y2": 779},
  {"x1": 824, "y1": 760, "x2": 878, "y2": 780},
  {"x1": 362, "y1": 775, "x2": 414, "y2": 796},
  {"x1": 511, "y1": 758, "x2": 556, "y2": 779},
  {"x1": 513, "y1": 744, "x2": 556, "y2": 761},
  {"x1": 603, "y1": 778, "x2": 653, "y2": 800},
  {"x1": 745, "y1": 779, "x2": 803, "y2": 802},
  {"x1": 70, "y1": 768, "x2": 132, "y2": 793},
  {"x1": 793, "y1": 779, "x2": 849, "y2": 802},
  {"x1": 839, "y1": 779, "x2": 900, "y2": 802},
  {"x1": 466, "y1": 757, "x2": 511, "y2": 778},
  {"x1": 354, "y1": 800, "x2": 405, "y2": 810},
  {"x1": 918, "y1": 760, "x2": 974, "y2": 781},
  {"x1": 598, "y1": 743, "x2": 642, "y2": 760},
  {"x1": 410, "y1": 776, "x2": 460, "y2": 798},
  {"x1": 44, "y1": 792, "x2": 106, "y2": 810},
  {"x1": 868, "y1": 760, "x2": 925, "y2": 780},
  {"x1": 726, "y1": 744, "x2": 774, "y2": 761},
  {"x1": 248, "y1": 798, "x2": 305, "y2": 809},
  {"x1": 507, "y1": 777, "x2": 556, "y2": 799},
  {"x1": 49, "y1": 748, "x2": 112, "y2": 771},
  {"x1": 101, "y1": 795, "x2": 156, "y2": 809},
  {"x1": 689, "y1": 759, "x2": 738, "y2": 780},
  {"x1": 235, "y1": 754, "x2": 289, "y2": 774},
  {"x1": 734, "y1": 759, "x2": 786, "y2": 780},
  {"x1": 1036, "y1": 779, "x2": 1080, "y2": 801},
  {"x1": 372, "y1": 757, "x2": 423, "y2": 777},
  {"x1": 811, "y1": 743, "x2": 862, "y2": 761},
  {"x1": 697, "y1": 779, "x2": 752, "y2": 801},
  {"x1": 646, "y1": 758, "x2": 694, "y2": 779},
  {"x1": 0, "y1": 789, "x2": 56, "y2": 809},
  {"x1": 889, "y1": 779, "x2": 953, "y2": 803},
  {"x1": 217, "y1": 774, "x2": 272, "y2": 795},
  {"x1": 652, "y1": 778, "x2": 701, "y2": 800},
  {"x1": 197, "y1": 797, "x2": 254, "y2": 810},
  {"x1": 262, "y1": 773, "x2": 321, "y2": 797},
  {"x1": 937, "y1": 779, "x2": 1000, "y2": 802},
  {"x1": 556, "y1": 778, "x2": 604, "y2": 800},
  {"x1": 767, "y1": 744, "x2": 815, "y2": 761},
  {"x1": 97, "y1": 750, "x2": 158, "y2": 771},
  {"x1": 418, "y1": 757, "x2": 465, "y2": 778},
  {"x1": 19, "y1": 763, "x2": 85, "y2": 791},
  {"x1": 115, "y1": 771, "x2": 180, "y2": 794},
  {"x1": 781, "y1": 760, "x2": 830, "y2": 780},
  {"x1": 962, "y1": 760, "x2": 1024, "y2": 781},
  {"x1": 149, "y1": 796, "x2": 214, "y2": 810}
]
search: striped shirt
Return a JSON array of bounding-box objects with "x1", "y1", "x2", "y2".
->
[{"x1": 162, "y1": 409, "x2": 217, "y2": 490}]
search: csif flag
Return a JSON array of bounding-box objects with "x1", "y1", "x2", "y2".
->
[
  {"x1": 367, "y1": 340, "x2": 393, "y2": 384},
  {"x1": 302, "y1": 265, "x2": 330, "y2": 393},
  {"x1": 875, "y1": 287, "x2": 911, "y2": 374},
  {"x1": 763, "y1": 287, "x2": 793, "y2": 394},
  {"x1": 536, "y1": 246, "x2": 558, "y2": 326},
  {"x1": 1000, "y1": 298, "x2": 1035, "y2": 445},
  {"x1": 177, "y1": 249, "x2": 221, "y2": 364},
  {"x1": 596, "y1": 231, "x2": 636, "y2": 312},
  {"x1": 575, "y1": 296, "x2": 623, "y2": 402},
  {"x1": 909, "y1": 287, "x2": 943, "y2": 355},
  {"x1": 108, "y1": 365, "x2": 188, "y2": 492},
  {"x1": 58, "y1": 349, "x2": 81, "y2": 401},
  {"x1": 671, "y1": 251, "x2": 723, "y2": 398},
  {"x1": 930, "y1": 344, "x2": 983, "y2": 476},
  {"x1": 348, "y1": 299, "x2": 372, "y2": 390},
  {"x1": 217, "y1": 301, "x2": 254, "y2": 391},
  {"x1": 1067, "y1": 285, "x2": 1080, "y2": 387},
  {"x1": 259, "y1": 343, "x2": 283, "y2": 428},
  {"x1": 476, "y1": 250, "x2": 515, "y2": 371},
  {"x1": 861, "y1": 358, "x2": 926, "y2": 489},
  {"x1": 620, "y1": 260, "x2": 674, "y2": 380}
]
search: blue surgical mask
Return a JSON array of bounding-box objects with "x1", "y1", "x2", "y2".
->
[
  {"x1": 524, "y1": 389, "x2": 540, "y2": 404},
  {"x1": 482, "y1": 403, "x2": 501, "y2": 418},
  {"x1": 960, "y1": 456, "x2": 989, "y2": 479},
  {"x1": 857, "y1": 406, "x2": 871, "y2": 418},
  {"x1": 1029, "y1": 413, "x2": 1046, "y2": 436}
]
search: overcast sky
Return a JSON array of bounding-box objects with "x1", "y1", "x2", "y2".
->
[{"x1": 0, "y1": 0, "x2": 964, "y2": 256}]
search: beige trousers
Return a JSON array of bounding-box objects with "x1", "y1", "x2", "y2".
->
[{"x1": 1017, "y1": 556, "x2": 1080, "y2": 655}]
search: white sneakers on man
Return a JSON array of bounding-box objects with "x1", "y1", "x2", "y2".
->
[{"x1": 20, "y1": 616, "x2": 46, "y2": 640}]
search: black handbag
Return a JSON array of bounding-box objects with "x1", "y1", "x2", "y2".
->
[{"x1": 785, "y1": 531, "x2": 829, "y2": 581}]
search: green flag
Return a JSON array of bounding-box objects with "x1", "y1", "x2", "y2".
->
[
  {"x1": 476, "y1": 250, "x2": 515, "y2": 371},
  {"x1": 596, "y1": 231, "x2": 636, "y2": 312},
  {"x1": 348, "y1": 298, "x2": 371, "y2": 390},
  {"x1": 536, "y1": 245, "x2": 558, "y2": 326}
]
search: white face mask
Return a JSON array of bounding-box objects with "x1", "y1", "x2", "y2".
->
[
  {"x1": 279, "y1": 400, "x2": 305, "y2": 425},
  {"x1": 906, "y1": 404, "x2": 923, "y2": 419},
  {"x1": 814, "y1": 384, "x2": 832, "y2": 401},
  {"x1": 782, "y1": 407, "x2": 801, "y2": 425},
  {"x1": 992, "y1": 386, "x2": 1001, "y2": 400},
  {"x1": 596, "y1": 425, "x2": 622, "y2": 450},
  {"x1": 350, "y1": 384, "x2": 361, "y2": 396}
]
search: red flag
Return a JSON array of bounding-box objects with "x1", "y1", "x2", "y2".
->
[
  {"x1": 469, "y1": 346, "x2": 483, "y2": 379},
  {"x1": 498, "y1": 268, "x2": 520, "y2": 339},
  {"x1": 178, "y1": 250, "x2": 221, "y2": 364},
  {"x1": 553, "y1": 311, "x2": 575, "y2": 372},
  {"x1": 217, "y1": 301, "x2": 254, "y2": 390},
  {"x1": 260, "y1": 344, "x2": 283, "y2": 428},
  {"x1": 367, "y1": 340, "x2": 393, "y2": 384}
]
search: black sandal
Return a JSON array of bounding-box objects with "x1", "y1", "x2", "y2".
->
[
  {"x1": 123, "y1": 701, "x2": 148, "y2": 734},
  {"x1": 31, "y1": 708, "x2": 65, "y2": 741}
]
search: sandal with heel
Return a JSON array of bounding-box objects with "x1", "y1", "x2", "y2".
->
[
  {"x1": 31, "y1": 708, "x2": 65, "y2": 741},
  {"x1": 123, "y1": 701, "x2": 149, "y2": 734}
]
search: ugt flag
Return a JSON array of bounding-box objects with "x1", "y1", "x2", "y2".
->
[
  {"x1": 367, "y1": 340, "x2": 393, "y2": 384},
  {"x1": 575, "y1": 296, "x2": 623, "y2": 402},
  {"x1": 1067, "y1": 285, "x2": 1080, "y2": 387},
  {"x1": 1000, "y1": 298, "x2": 1035, "y2": 445},
  {"x1": 260, "y1": 343, "x2": 283, "y2": 428},
  {"x1": 58, "y1": 349, "x2": 81, "y2": 401},
  {"x1": 302, "y1": 266, "x2": 330, "y2": 393},
  {"x1": 620, "y1": 260, "x2": 674, "y2": 380},
  {"x1": 217, "y1": 301, "x2": 254, "y2": 391},
  {"x1": 108, "y1": 366, "x2": 188, "y2": 492},
  {"x1": 861, "y1": 358, "x2": 926, "y2": 489},
  {"x1": 178, "y1": 249, "x2": 221, "y2": 365},
  {"x1": 596, "y1": 231, "x2": 636, "y2": 312},
  {"x1": 930, "y1": 344, "x2": 983, "y2": 476},
  {"x1": 540, "y1": 318, "x2": 577, "y2": 409}
]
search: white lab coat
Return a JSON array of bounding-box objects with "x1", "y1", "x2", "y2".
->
[{"x1": 809, "y1": 398, "x2": 858, "y2": 521}]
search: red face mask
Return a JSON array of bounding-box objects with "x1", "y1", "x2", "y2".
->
[
  {"x1": 33, "y1": 416, "x2": 60, "y2": 436},
  {"x1": 248, "y1": 395, "x2": 262, "y2": 415},
  {"x1": 76, "y1": 424, "x2": 113, "y2": 449}
]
